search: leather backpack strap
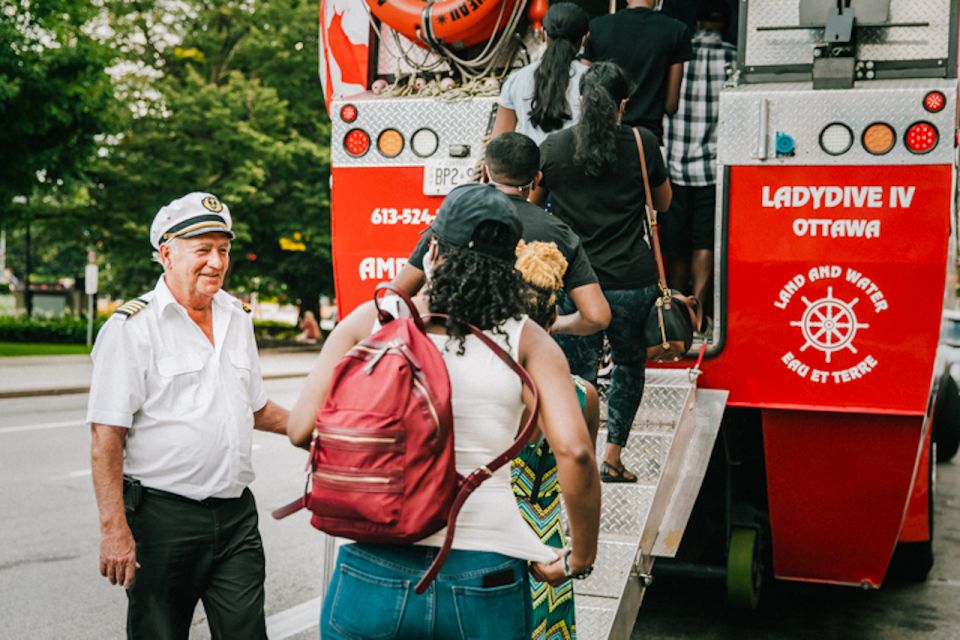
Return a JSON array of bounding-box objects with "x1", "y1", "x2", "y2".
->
[
  {"x1": 415, "y1": 315, "x2": 540, "y2": 594},
  {"x1": 633, "y1": 128, "x2": 670, "y2": 296},
  {"x1": 374, "y1": 282, "x2": 426, "y2": 331},
  {"x1": 272, "y1": 422, "x2": 323, "y2": 520}
]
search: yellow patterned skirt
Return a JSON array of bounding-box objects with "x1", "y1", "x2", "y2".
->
[{"x1": 511, "y1": 376, "x2": 588, "y2": 640}]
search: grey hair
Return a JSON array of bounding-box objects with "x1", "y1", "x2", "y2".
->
[{"x1": 152, "y1": 237, "x2": 182, "y2": 265}]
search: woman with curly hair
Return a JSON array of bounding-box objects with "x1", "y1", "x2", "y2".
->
[
  {"x1": 513, "y1": 240, "x2": 600, "y2": 640},
  {"x1": 533, "y1": 61, "x2": 673, "y2": 483},
  {"x1": 492, "y1": 2, "x2": 590, "y2": 144},
  {"x1": 288, "y1": 184, "x2": 600, "y2": 639}
]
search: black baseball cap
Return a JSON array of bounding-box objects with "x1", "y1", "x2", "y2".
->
[{"x1": 429, "y1": 184, "x2": 523, "y2": 260}]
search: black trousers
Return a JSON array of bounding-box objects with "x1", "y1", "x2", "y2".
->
[{"x1": 124, "y1": 485, "x2": 267, "y2": 640}]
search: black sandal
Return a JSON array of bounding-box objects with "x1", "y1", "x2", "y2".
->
[{"x1": 600, "y1": 460, "x2": 638, "y2": 483}]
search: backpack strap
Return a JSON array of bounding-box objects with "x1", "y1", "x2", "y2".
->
[
  {"x1": 374, "y1": 282, "x2": 425, "y2": 331},
  {"x1": 414, "y1": 316, "x2": 540, "y2": 594}
]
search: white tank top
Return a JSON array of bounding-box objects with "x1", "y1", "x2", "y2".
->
[{"x1": 373, "y1": 301, "x2": 555, "y2": 562}]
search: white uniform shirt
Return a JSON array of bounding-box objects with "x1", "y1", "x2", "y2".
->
[{"x1": 86, "y1": 276, "x2": 268, "y2": 500}]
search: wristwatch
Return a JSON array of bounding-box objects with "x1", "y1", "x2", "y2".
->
[{"x1": 562, "y1": 549, "x2": 594, "y2": 580}]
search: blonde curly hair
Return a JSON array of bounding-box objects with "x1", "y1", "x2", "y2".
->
[{"x1": 515, "y1": 240, "x2": 568, "y2": 327}]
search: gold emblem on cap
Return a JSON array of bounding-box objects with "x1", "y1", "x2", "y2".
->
[{"x1": 201, "y1": 196, "x2": 223, "y2": 213}]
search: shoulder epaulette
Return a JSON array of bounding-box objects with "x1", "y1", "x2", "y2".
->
[
  {"x1": 241, "y1": 302, "x2": 252, "y2": 314},
  {"x1": 114, "y1": 297, "x2": 150, "y2": 319}
]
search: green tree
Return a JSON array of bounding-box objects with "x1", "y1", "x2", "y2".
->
[
  {"x1": 94, "y1": 0, "x2": 332, "y2": 315},
  {"x1": 0, "y1": 0, "x2": 118, "y2": 314}
]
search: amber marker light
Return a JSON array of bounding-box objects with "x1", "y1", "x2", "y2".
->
[
  {"x1": 862, "y1": 122, "x2": 896, "y2": 155},
  {"x1": 377, "y1": 129, "x2": 405, "y2": 158}
]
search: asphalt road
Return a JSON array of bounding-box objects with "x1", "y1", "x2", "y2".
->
[
  {"x1": 2, "y1": 378, "x2": 959, "y2": 639},
  {"x1": 0, "y1": 378, "x2": 323, "y2": 640}
]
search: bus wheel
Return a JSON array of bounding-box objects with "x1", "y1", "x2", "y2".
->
[
  {"x1": 726, "y1": 527, "x2": 762, "y2": 609},
  {"x1": 934, "y1": 373, "x2": 960, "y2": 463}
]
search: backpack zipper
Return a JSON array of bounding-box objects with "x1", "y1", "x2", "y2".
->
[
  {"x1": 412, "y1": 377, "x2": 441, "y2": 438},
  {"x1": 320, "y1": 432, "x2": 398, "y2": 445},
  {"x1": 313, "y1": 470, "x2": 393, "y2": 484}
]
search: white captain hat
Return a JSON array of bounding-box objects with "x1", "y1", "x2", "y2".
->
[{"x1": 150, "y1": 192, "x2": 235, "y2": 249}]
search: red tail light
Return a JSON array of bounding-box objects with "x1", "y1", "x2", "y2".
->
[
  {"x1": 923, "y1": 91, "x2": 946, "y2": 113},
  {"x1": 340, "y1": 104, "x2": 358, "y2": 122},
  {"x1": 904, "y1": 122, "x2": 938, "y2": 155},
  {"x1": 344, "y1": 129, "x2": 370, "y2": 157}
]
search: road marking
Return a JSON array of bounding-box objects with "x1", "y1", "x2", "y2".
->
[
  {"x1": 0, "y1": 419, "x2": 83, "y2": 435},
  {"x1": 266, "y1": 596, "x2": 322, "y2": 639},
  {"x1": 59, "y1": 469, "x2": 92, "y2": 479}
]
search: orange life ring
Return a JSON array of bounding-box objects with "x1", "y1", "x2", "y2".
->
[{"x1": 367, "y1": 0, "x2": 522, "y2": 49}]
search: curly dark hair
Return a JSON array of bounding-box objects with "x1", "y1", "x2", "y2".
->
[
  {"x1": 530, "y1": 2, "x2": 590, "y2": 133},
  {"x1": 426, "y1": 221, "x2": 529, "y2": 354},
  {"x1": 575, "y1": 61, "x2": 632, "y2": 177}
]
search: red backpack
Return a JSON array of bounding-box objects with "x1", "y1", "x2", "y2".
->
[{"x1": 273, "y1": 284, "x2": 539, "y2": 593}]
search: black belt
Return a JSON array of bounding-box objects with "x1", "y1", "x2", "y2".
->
[{"x1": 124, "y1": 476, "x2": 243, "y2": 508}]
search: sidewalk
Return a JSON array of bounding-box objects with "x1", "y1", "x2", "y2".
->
[{"x1": 0, "y1": 347, "x2": 319, "y2": 399}]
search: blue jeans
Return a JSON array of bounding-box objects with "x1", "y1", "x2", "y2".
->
[
  {"x1": 556, "y1": 285, "x2": 659, "y2": 447},
  {"x1": 320, "y1": 543, "x2": 532, "y2": 639}
]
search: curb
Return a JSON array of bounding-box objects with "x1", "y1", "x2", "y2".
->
[{"x1": 0, "y1": 371, "x2": 310, "y2": 400}]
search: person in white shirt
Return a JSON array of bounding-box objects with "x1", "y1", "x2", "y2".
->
[
  {"x1": 87, "y1": 192, "x2": 289, "y2": 640},
  {"x1": 491, "y1": 2, "x2": 590, "y2": 145}
]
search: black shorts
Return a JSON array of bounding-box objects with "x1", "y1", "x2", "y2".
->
[{"x1": 660, "y1": 184, "x2": 716, "y2": 256}]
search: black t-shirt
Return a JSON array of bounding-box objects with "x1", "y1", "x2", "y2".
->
[
  {"x1": 583, "y1": 7, "x2": 692, "y2": 139},
  {"x1": 408, "y1": 195, "x2": 598, "y2": 291},
  {"x1": 540, "y1": 125, "x2": 667, "y2": 290}
]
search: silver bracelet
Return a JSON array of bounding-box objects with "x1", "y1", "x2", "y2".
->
[{"x1": 562, "y1": 548, "x2": 594, "y2": 580}]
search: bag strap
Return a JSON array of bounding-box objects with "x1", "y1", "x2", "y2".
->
[
  {"x1": 413, "y1": 314, "x2": 540, "y2": 594},
  {"x1": 373, "y1": 282, "x2": 426, "y2": 331},
  {"x1": 633, "y1": 128, "x2": 670, "y2": 296}
]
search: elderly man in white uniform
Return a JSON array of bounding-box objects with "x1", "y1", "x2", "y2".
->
[{"x1": 88, "y1": 192, "x2": 289, "y2": 640}]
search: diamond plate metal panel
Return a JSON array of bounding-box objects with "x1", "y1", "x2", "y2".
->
[
  {"x1": 573, "y1": 596, "x2": 616, "y2": 640},
  {"x1": 652, "y1": 389, "x2": 728, "y2": 558},
  {"x1": 599, "y1": 484, "x2": 656, "y2": 536},
  {"x1": 718, "y1": 79, "x2": 956, "y2": 166},
  {"x1": 596, "y1": 430, "x2": 673, "y2": 485},
  {"x1": 633, "y1": 383, "x2": 693, "y2": 430},
  {"x1": 645, "y1": 368, "x2": 697, "y2": 389},
  {"x1": 331, "y1": 95, "x2": 498, "y2": 167},
  {"x1": 744, "y1": 0, "x2": 952, "y2": 68},
  {"x1": 577, "y1": 537, "x2": 640, "y2": 599}
]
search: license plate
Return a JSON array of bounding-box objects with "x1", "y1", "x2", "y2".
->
[{"x1": 423, "y1": 159, "x2": 480, "y2": 196}]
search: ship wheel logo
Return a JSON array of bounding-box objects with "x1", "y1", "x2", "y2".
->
[{"x1": 789, "y1": 287, "x2": 869, "y2": 363}]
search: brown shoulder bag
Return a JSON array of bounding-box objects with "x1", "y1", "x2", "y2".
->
[{"x1": 634, "y1": 127, "x2": 702, "y2": 362}]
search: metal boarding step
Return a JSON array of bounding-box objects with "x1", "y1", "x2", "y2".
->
[{"x1": 572, "y1": 369, "x2": 728, "y2": 640}]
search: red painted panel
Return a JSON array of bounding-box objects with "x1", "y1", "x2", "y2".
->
[
  {"x1": 763, "y1": 410, "x2": 923, "y2": 586},
  {"x1": 331, "y1": 167, "x2": 440, "y2": 314},
  {"x1": 899, "y1": 416, "x2": 933, "y2": 542},
  {"x1": 697, "y1": 164, "x2": 951, "y2": 414}
]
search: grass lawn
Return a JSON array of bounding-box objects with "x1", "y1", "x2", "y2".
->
[{"x1": 0, "y1": 342, "x2": 91, "y2": 357}]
